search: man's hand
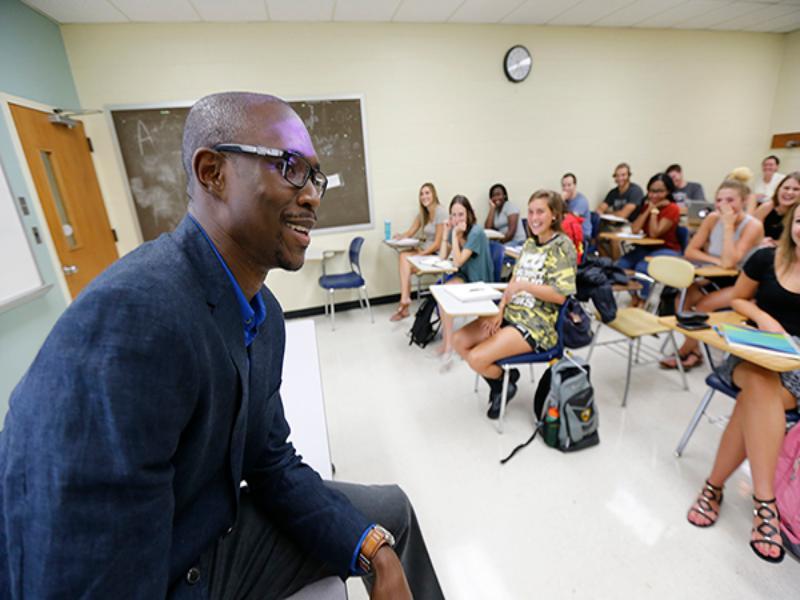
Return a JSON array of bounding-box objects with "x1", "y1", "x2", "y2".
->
[{"x1": 370, "y1": 546, "x2": 412, "y2": 600}]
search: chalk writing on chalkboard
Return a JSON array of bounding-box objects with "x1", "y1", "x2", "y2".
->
[{"x1": 110, "y1": 97, "x2": 372, "y2": 242}]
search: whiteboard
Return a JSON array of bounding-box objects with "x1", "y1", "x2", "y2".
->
[{"x1": 0, "y1": 156, "x2": 48, "y2": 313}]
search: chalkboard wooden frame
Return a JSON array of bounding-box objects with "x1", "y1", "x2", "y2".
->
[{"x1": 106, "y1": 95, "x2": 374, "y2": 243}]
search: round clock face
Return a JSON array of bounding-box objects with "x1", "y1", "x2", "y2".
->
[{"x1": 504, "y1": 45, "x2": 532, "y2": 83}]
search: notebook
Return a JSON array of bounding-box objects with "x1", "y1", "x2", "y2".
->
[
  {"x1": 445, "y1": 283, "x2": 503, "y2": 303},
  {"x1": 385, "y1": 237, "x2": 420, "y2": 248},
  {"x1": 721, "y1": 324, "x2": 800, "y2": 360}
]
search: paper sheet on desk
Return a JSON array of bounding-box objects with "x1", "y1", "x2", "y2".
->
[
  {"x1": 445, "y1": 284, "x2": 503, "y2": 303},
  {"x1": 386, "y1": 238, "x2": 420, "y2": 248},
  {"x1": 416, "y1": 256, "x2": 454, "y2": 269},
  {"x1": 615, "y1": 232, "x2": 645, "y2": 239}
]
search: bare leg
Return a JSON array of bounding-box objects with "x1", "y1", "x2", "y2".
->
[
  {"x1": 438, "y1": 277, "x2": 463, "y2": 354},
  {"x1": 465, "y1": 327, "x2": 532, "y2": 380},
  {"x1": 391, "y1": 252, "x2": 416, "y2": 321}
]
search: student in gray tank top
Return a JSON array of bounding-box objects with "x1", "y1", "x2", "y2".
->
[{"x1": 661, "y1": 179, "x2": 764, "y2": 371}]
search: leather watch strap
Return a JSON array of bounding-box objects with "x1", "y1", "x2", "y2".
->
[{"x1": 357, "y1": 525, "x2": 395, "y2": 573}]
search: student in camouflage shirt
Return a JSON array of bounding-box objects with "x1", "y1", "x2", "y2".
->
[{"x1": 453, "y1": 190, "x2": 578, "y2": 419}]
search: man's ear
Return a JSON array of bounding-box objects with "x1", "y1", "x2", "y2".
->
[{"x1": 193, "y1": 148, "x2": 226, "y2": 196}]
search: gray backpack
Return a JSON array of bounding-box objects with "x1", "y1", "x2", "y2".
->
[{"x1": 501, "y1": 356, "x2": 598, "y2": 464}]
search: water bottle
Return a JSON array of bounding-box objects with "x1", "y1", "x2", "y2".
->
[
  {"x1": 384, "y1": 220, "x2": 391, "y2": 241},
  {"x1": 544, "y1": 406, "x2": 560, "y2": 448}
]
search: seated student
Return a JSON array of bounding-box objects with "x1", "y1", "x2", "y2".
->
[
  {"x1": 597, "y1": 162, "x2": 645, "y2": 221},
  {"x1": 561, "y1": 172, "x2": 592, "y2": 242},
  {"x1": 438, "y1": 195, "x2": 494, "y2": 360},
  {"x1": 754, "y1": 172, "x2": 800, "y2": 243},
  {"x1": 686, "y1": 199, "x2": 800, "y2": 564},
  {"x1": 666, "y1": 163, "x2": 705, "y2": 205},
  {"x1": 452, "y1": 190, "x2": 577, "y2": 419},
  {"x1": 390, "y1": 182, "x2": 448, "y2": 321},
  {"x1": 484, "y1": 183, "x2": 526, "y2": 244},
  {"x1": 754, "y1": 154, "x2": 785, "y2": 204},
  {"x1": 616, "y1": 173, "x2": 682, "y2": 303},
  {"x1": 661, "y1": 179, "x2": 763, "y2": 370}
]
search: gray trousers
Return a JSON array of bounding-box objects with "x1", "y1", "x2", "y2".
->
[{"x1": 201, "y1": 482, "x2": 444, "y2": 600}]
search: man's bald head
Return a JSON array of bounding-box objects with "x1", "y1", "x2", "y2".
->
[{"x1": 181, "y1": 92, "x2": 290, "y2": 189}]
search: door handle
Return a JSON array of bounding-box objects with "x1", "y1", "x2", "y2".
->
[{"x1": 62, "y1": 265, "x2": 79, "y2": 275}]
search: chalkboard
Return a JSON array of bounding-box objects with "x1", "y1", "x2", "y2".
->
[
  {"x1": 0, "y1": 156, "x2": 49, "y2": 313},
  {"x1": 110, "y1": 97, "x2": 372, "y2": 241}
]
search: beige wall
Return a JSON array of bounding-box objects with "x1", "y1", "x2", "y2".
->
[
  {"x1": 770, "y1": 29, "x2": 800, "y2": 174},
  {"x1": 61, "y1": 22, "x2": 788, "y2": 311}
]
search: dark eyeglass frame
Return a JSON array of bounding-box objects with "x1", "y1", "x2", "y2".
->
[{"x1": 213, "y1": 143, "x2": 328, "y2": 198}]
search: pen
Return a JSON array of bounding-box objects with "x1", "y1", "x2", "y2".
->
[{"x1": 712, "y1": 325, "x2": 724, "y2": 338}]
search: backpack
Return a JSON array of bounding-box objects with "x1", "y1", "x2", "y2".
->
[
  {"x1": 408, "y1": 296, "x2": 440, "y2": 348},
  {"x1": 775, "y1": 421, "x2": 800, "y2": 561},
  {"x1": 562, "y1": 213, "x2": 584, "y2": 264},
  {"x1": 501, "y1": 356, "x2": 599, "y2": 464}
]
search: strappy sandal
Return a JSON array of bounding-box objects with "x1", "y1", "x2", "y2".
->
[
  {"x1": 680, "y1": 350, "x2": 704, "y2": 371},
  {"x1": 660, "y1": 350, "x2": 692, "y2": 370},
  {"x1": 687, "y1": 480, "x2": 723, "y2": 528},
  {"x1": 750, "y1": 496, "x2": 785, "y2": 564},
  {"x1": 389, "y1": 303, "x2": 410, "y2": 322}
]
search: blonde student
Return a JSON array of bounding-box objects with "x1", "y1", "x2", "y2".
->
[
  {"x1": 686, "y1": 199, "x2": 800, "y2": 564},
  {"x1": 390, "y1": 182, "x2": 448, "y2": 321},
  {"x1": 452, "y1": 190, "x2": 577, "y2": 419}
]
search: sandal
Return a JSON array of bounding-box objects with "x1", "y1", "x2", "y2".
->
[
  {"x1": 660, "y1": 350, "x2": 690, "y2": 370},
  {"x1": 389, "y1": 303, "x2": 410, "y2": 322},
  {"x1": 680, "y1": 350, "x2": 704, "y2": 371},
  {"x1": 687, "y1": 480, "x2": 723, "y2": 528},
  {"x1": 750, "y1": 496, "x2": 785, "y2": 563}
]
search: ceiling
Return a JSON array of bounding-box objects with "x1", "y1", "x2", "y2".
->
[{"x1": 22, "y1": 0, "x2": 800, "y2": 33}]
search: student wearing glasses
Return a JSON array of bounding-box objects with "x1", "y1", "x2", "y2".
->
[
  {"x1": 452, "y1": 191, "x2": 577, "y2": 419},
  {"x1": 661, "y1": 179, "x2": 763, "y2": 370},
  {"x1": 616, "y1": 173, "x2": 682, "y2": 305},
  {"x1": 438, "y1": 195, "x2": 493, "y2": 363},
  {"x1": 390, "y1": 182, "x2": 447, "y2": 322},
  {"x1": 686, "y1": 199, "x2": 800, "y2": 564},
  {"x1": 0, "y1": 92, "x2": 443, "y2": 600}
]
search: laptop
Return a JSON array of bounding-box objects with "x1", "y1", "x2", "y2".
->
[{"x1": 686, "y1": 200, "x2": 714, "y2": 222}]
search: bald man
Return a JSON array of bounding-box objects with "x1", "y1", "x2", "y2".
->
[{"x1": 0, "y1": 93, "x2": 442, "y2": 600}]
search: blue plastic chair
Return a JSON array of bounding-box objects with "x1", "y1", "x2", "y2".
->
[
  {"x1": 317, "y1": 237, "x2": 373, "y2": 330},
  {"x1": 475, "y1": 303, "x2": 568, "y2": 433},
  {"x1": 675, "y1": 371, "x2": 800, "y2": 457},
  {"x1": 489, "y1": 241, "x2": 505, "y2": 283},
  {"x1": 676, "y1": 225, "x2": 690, "y2": 253}
]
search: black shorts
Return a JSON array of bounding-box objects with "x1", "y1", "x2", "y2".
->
[{"x1": 501, "y1": 319, "x2": 543, "y2": 352}]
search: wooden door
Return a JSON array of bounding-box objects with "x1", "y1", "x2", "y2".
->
[{"x1": 10, "y1": 103, "x2": 118, "y2": 298}]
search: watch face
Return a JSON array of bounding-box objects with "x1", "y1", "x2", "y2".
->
[{"x1": 504, "y1": 45, "x2": 532, "y2": 82}]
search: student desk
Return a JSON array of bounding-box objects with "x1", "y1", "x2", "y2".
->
[
  {"x1": 405, "y1": 255, "x2": 457, "y2": 300},
  {"x1": 693, "y1": 265, "x2": 740, "y2": 278},
  {"x1": 382, "y1": 238, "x2": 421, "y2": 251},
  {"x1": 658, "y1": 312, "x2": 800, "y2": 372},
  {"x1": 429, "y1": 283, "x2": 503, "y2": 317},
  {"x1": 599, "y1": 232, "x2": 664, "y2": 246},
  {"x1": 484, "y1": 228, "x2": 504, "y2": 240}
]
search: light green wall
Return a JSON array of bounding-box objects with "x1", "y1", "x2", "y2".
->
[{"x1": 0, "y1": 0, "x2": 79, "y2": 416}]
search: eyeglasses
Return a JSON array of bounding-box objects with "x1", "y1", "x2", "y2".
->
[{"x1": 213, "y1": 143, "x2": 328, "y2": 198}]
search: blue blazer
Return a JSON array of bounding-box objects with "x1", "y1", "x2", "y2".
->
[{"x1": 0, "y1": 216, "x2": 369, "y2": 598}]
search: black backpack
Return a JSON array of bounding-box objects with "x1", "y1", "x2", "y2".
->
[
  {"x1": 501, "y1": 356, "x2": 599, "y2": 464},
  {"x1": 408, "y1": 296, "x2": 440, "y2": 348}
]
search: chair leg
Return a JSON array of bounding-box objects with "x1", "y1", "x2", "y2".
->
[
  {"x1": 586, "y1": 322, "x2": 602, "y2": 361},
  {"x1": 670, "y1": 331, "x2": 688, "y2": 391},
  {"x1": 361, "y1": 286, "x2": 374, "y2": 323},
  {"x1": 634, "y1": 337, "x2": 642, "y2": 364},
  {"x1": 497, "y1": 366, "x2": 510, "y2": 434},
  {"x1": 622, "y1": 338, "x2": 634, "y2": 407},
  {"x1": 328, "y1": 289, "x2": 336, "y2": 331},
  {"x1": 675, "y1": 388, "x2": 716, "y2": 457},
  {"x1": 474, "y1": 372, "x2": 479, "y2": 393}
]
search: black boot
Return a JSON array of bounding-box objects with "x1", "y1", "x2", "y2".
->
[{"x1": 485, "y1": 372, "x2": 518, "y2": 420}]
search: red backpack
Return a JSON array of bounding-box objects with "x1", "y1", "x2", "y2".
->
[
  {"x1": 775, "y1": 421, "x2": 800, "y2": 560},
  {"x1": 562, "y1": 213, "x2": 584, "y2": 263}
]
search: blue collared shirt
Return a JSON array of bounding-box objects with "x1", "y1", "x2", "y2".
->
[{"x1": 188, "y1": 215, "x2": 266, "y2": 347}]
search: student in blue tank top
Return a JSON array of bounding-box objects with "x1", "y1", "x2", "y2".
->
[{"x1": 438, "y1": 195, "x2": 493, "y2": 362}]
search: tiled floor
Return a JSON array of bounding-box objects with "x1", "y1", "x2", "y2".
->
[{"x1": 306, "y1": 303, "x2": 797, "y2": 599}]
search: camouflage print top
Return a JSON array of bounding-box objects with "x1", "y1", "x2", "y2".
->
[{"x1": 503, "y1": 232, "x2": 577, "y2": 349}]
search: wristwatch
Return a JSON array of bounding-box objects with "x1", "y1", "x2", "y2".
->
[{"x1": 357, "y1": 525, "x2": 396, "y2": 573}]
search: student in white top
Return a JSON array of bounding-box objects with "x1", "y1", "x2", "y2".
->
[
  {"x1": 754, "y1": 155, "x2": 784, "y2": 205},
  {"x1": 660, "y1": 179, "x2": 763, "y2": 370},
  {"x1": 390, "y1": 182, "x2": 448, "y2": 321},
  {"x1": 484, "y1": 183, "x2": 525, "y2": 244}
]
